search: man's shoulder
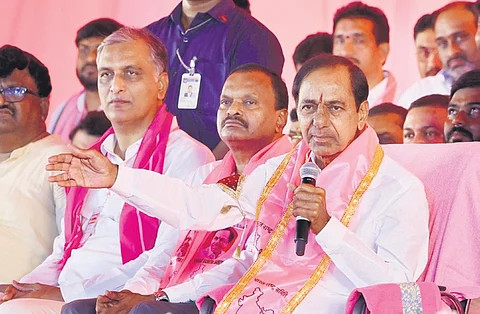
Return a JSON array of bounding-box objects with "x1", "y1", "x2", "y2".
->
[
  {"x1": 186, "y1": 160, "x2": 222, "y2": 185},
  {"x1": 35, "y1": 135, "x2": 69, "y2": 154},
  {"x1": 168, "y1": 128, "x2": 210, "y2": 152},
  {"x1": 398, "y1": 74, "x2": 449, "y2": 107}
]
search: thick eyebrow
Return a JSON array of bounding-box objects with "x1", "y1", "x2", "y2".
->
[
  {"x1": 436, "y1": 31, "x2": 468, "y2": 42},
  {"x1": 97, "y1": 67, "x2": 111, "y2": 72},
  {"x1": 300, "y1": 99, "x2": 318, "y2": 105},
  {"x1": 403, "y1": 127, "x2": 414, "y2": 132},
  {"x1": 325, "y1": 99, "x2": 345, "y2": 105},
  {"x1": 449, "y1": 102, "x2": 480, "y2": 107}
]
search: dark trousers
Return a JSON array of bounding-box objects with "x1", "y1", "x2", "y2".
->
[{"x1": 61, "y1": 298, "x2": 199, "y2": 314}]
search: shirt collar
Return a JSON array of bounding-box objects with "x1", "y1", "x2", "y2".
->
[
  {"x1": 100, "y1": 133, "x2": 142, "y2": 165},
  {"x1": 169, "y1": 0, "x2": 234, "y2": 26}
]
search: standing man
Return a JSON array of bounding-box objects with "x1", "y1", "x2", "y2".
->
[
  {"x1": 0, "y1": 27, "x2": 213, "y2": 314},
  {"x1": 146, "y1": 0, "x2": 285, "y2": 159},
  {"x1": 413, "y1": 14, "x2": 443, "y2": 79},
  {"x1": 445, "y1": 69, "x2": 480, "y2": 142},
  {"x1": 292, "y1": 33, "x2": 333, "y2": 71},
  {"x1": 333, "y1": 1, "x2": 397, "y2": 108},
  {"x1": 49, "y1": 18, "x2": 123, "y2": 143},
  {"x1": 47, "y1": 55, "x2": 429, "y2": 313},
  {"x1": 398, "y1": 2, "x2": 479, "y2": 108},
  {"x1": 0, "y1": 45, "x2": 68, "y2": 282}
]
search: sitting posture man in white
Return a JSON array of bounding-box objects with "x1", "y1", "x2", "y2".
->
[
  {"x1": 0, "y1": 27, "x2": 213, "y2": 313},
  {"x1": 0, "y1": 45, "x2": 68, "y2": 283},
  {"x1": 47, "y1": 54, "x2": 430, "y2": 313}
]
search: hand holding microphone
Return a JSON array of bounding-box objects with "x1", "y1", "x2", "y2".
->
[{"x1": 291, "y1": 162, "x2": 330, "y2": 256}]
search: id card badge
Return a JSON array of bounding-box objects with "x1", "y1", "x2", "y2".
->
[{"x1": 178, "y1": 73, "x2": 201, "y2": 109}]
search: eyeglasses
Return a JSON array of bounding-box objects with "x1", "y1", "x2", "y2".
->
[{"x1": 0, "y1": 86, "x2": 40, "y2": 103}]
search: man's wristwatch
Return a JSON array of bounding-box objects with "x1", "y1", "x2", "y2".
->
[{"x1": 154, "y1": 290, "x2": 170, "y2": 302}]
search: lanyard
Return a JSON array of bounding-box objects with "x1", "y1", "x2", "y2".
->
[{"x1": 176, "y1": 48, "x2": 197, "y2": 75}]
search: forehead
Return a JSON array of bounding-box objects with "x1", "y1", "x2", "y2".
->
[
  {"x1": 435, "y1": 7, "x2": 476, "y2": 37},
  {"x1": 406, "y1": 106, "x2": 446, "y2": 122},
  {"x1": 0, "y1": 68, "x2": 37, "y2": 90},
  {"x1": 368, "y1": 112, "x2": 403, "y2": 128},
  {"x1": 215, "y1": 230, "x2": 230, "y2": 237},
  {"x1": 450, "y1": 87, "x2": 480, "y2": 103},
  {"x1": 334, "y1": 18, "x2": 375, "y2": 36},
  {"x1": 97, "y1": 40, "x2": 153, "y2": 70},
  {"x1": 222, "y1": 71, "x2": 273, "y2": 95},
  {"x1": 298, "y1": 66, "x2": 353, "y2": 99},
  {"x1": 78, "y1": 36, "x2": 105, "y2": 47},
  {"x1": 415, "y1": 29, "x2": 436, "y2": 46}
]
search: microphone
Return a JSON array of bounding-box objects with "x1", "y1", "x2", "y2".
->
[{"x1": 295, "y1": 162, "x2": 320, "y2": 256}]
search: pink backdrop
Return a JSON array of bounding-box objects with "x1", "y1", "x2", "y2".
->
[{"x1": 1, "y1": 0, "x2": 452, "y2": 120}]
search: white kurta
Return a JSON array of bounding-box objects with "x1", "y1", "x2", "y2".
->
[
  {"x1": 367, "y1": 71, "x2": 398, "y2": 108},
  {"x1": 0, "y1": 135, "x2": 68, "y2": 283},
  {"x1": 0, "y1": 122, "x2": 214, "y2": 314},
  {"x1": 397, "y1": 71, "x2": 450, "y2": 109},
  {"x1": 108, "y1": 153, "x2": 429, "y2": 313}
]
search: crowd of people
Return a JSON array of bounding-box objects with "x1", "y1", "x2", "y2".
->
[{"x1": 0, "y1": 0, "x2": 479, "y2": 313}]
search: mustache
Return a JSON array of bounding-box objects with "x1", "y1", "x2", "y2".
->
[
  {"x1": 221, "y1": 116, "x2": 248, "y2": 128},
  {"x1": 447, "y1": 55, "x2": 468, "y2": 68},
  {"x1": 447, "y1": 126, "x2": 473, "y2": 141},
  {"x1": 0, "y1": 104, "x2": 15, "y2": 114}
]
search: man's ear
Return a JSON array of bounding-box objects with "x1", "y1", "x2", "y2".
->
[
  {"x1": 357, "y1": 100, "x2": 369, "y2": 130},
  {"x1": 275, "y1": 109, "x2": 288, "y2": 133},
  {"x1": 378, "y1": 43, "x2": 390, "y2": 66},
  {"x1": 39, "y1": 98, "x2": 50, "y2": 121},
  {"x1": 157, "y1": 72, "x2": 169, "y2": 100}
]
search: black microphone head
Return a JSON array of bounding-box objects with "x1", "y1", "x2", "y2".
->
[{"x1": 300, "y1": 162, "x2": 320, "y2": 180}]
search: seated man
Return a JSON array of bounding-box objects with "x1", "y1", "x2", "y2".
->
[
  {"x1": 293, "y1": 32, "x2": 333, "y2": 71},
  {"x1": 69, "y1": 111, "x2": 111, "y2": 149},
  {"x1": 445, "y1": 69, "x2": 480, "y2": 142},
  {"x1": 48, "y1": 55, "x2": 430, "y2": 313},
  {"x1": 61, "y1": 64, "x2": 291, "y2": 313},
  {"x1": 0, "y1": 27, "x2": 213, "y2": 313},
  {"x1": 288, "y1": 108, "x2": 302, "y2": 146},
  {"x1": 49, "y1": 18, "x2": 123, "y2": 143},
  {"x1": 403, "y1": 94, "x2": 449, "y2": 144},
  {"x1": 0, "y1": 45, "x2": 68, "y2": 282},
  {"x1": 367, "y1": 102, "x2": 407, "y2": 144}
]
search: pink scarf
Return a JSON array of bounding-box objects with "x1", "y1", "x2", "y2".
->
[
  {"x1": 370, "y1": 71, "x2": 397, "y2": 108},
  {"x1": 160, "y1": 136, "x2": 292, "y2": 288},
  {"x1": 50, "y1": 90, "x2": 88, "y2": 143},
  {"x1": 214, "y1": 127, "x2": 382, "y2": 313},
  {"x1": 59, "y1": 105, "x2": 173, "y2": 268}
]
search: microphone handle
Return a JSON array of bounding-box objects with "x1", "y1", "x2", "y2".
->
[{"x1": 295, "y1": 217, "x2": 311, "y2": 256}]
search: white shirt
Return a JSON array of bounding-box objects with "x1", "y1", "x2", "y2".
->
[
  {"x1": 367, "y1": 71, "x2": 398, "y2": 108},
  {"x1": 0, "y1": 135, "x2": 68, "y2": 283},
  {"x1": 111, "y1": 154, "x2": 429, "y2": 313},
  {"x1": 397, "y1": 71, "x2": 450, "y2": 109},
  {"x1": 21, "y1": 123, "x2": 214, "y2": 302},
  {"x1": 123, "y1": 161, "x2": 221, "y2": 295}
]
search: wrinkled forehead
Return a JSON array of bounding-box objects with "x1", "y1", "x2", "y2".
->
[
  {"x1": 97, "y1": 41, "x2": 153, "y2": 70},
  {"x1": 299, "y1": 66, "x2": 352, "y2": 99},
  {"x1": 435, "y1": 7, "x2": 476, "y2": 38},
  {"x1": 450, "y1": 87, "x2": 480, "y2": 104},
  {"x1": 0, "y1": 68, "x2": 37, "y2": 90}
]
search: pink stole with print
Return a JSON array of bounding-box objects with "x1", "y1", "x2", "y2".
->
[
  {"x1": 59, "y1": 105, "x2": 173, "y2": 269},
  {"x1": 370, "y1": 71, "x2": 397, "y2": 108},
  {"x1": 160, "y1": 136, "x2": 292, "y2": 288},
  {"x1": 217, "y1": 127, "x2": 380, "y2": 313},
  {"x1": 51, "y1": 90, "x2": 88, "y2": 143}
]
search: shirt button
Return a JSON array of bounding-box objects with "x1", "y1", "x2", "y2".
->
[{"x1": 183, "y1": 37, "x2": 188, "y2": 43}]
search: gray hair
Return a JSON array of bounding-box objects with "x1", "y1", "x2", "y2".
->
[{"x1": 97, "y1": 27, "x2": 168, "y2": 76}]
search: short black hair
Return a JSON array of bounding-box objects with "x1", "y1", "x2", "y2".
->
[
  {"x1": 432, "y1": 2, "x2": 479, "y2": 28},
  {"x1": 414, "y1": 14, "x2": 434, "y2": 40},
  {"x1": 69, "y1": 111, "x2": 112, "y2": 141},
  {"x1": 333, "y1": 1, "x2": 390, "y2": 44},
  {"x1": 450, "y1": 69, "x2": 480, "y2": 98},
  {"x1": 293, "y1": 32, "x2": 333, "y2": 68},
  {"x1": 229, "y1": 63, "x2": 288, "y2": 110},
  {"x1": 292, "y1": 54, "x2": 369, "y2": 110},
  {"x1": 409, "y1": 94, "x2": 449, "y2": 110},
  {"x1": 75, "y1": 18, "x2": 123, "y2": 47},
  {"x1": 290, "y1": 108, "x2": 298, "y2": 122},
  {"x1": 369, "y1": 103, "x2": 408, "y2": 122},
  {"x1": 233, "y1": 0, "x2": 251, "y2": 14},
  {"x1": 0, "y1": 45, "x2": 52, "y2": 98}
]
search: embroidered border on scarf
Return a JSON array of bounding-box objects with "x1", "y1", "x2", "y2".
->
[
  {"x1": 399, "y1": 283, "x2": 423, "y2": 314},
  {"x1": 215, "y1": 145, "x2": 384, "y2": 314}
]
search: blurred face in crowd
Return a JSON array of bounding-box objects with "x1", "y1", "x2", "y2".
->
[
  {"x1": 415, "y1": 29, "x2": 442, "y2": 78},
  {"x1": 403, "y1": 106, "x2": 447, "y2": 144},
  {"x1": 435, "y1": 5, "x2": 479, "y2": 81},
  {"x1": 333, "y1": 18, "x2": 388, "y2": 87},
  {"x1": 77, "y1": 36, "x2": 104, "y2": 91},
  {"x1": 71, "y1": 130, "x2": 101, "y2": 149},
  {"x1": 445, "y1": 87, "x2": 480, "y2": 142},
  {"x1": 289, "y1": 119, "x2": 302, "y2": 146},
  {"x1": 0, "y1": 69, "x2": 48, "y2": 151},
  {"x1": 367, "y1": 112, "x2": 404, "y2": 144},
  {"x1": 218, "y1": 71, "x2": 287, "y2": 150},
  {"x1": 97, "y1": 39, "x2": 168, "y2": 128},
  {"x1": 297, "y1": 65, "x2": 368, "y2": 165}
]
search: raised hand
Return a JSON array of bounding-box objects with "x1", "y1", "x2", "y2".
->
[
  {"x1": 288, "y1": 183, "x2": 330, "y2": 235},
  {"x1": 46, "y1": 145, "x2": 118, "y2": 188}
]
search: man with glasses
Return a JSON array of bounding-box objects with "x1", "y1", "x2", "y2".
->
[
  {"x1": 398, "y1": 2, "x2": 480, "y2": 108},
  {"x1": 48, "y1": 18, "x2": 123, "y2": 143},
  {"x1": 0, "y1": 45, "x2": 68, "y2": 283}
]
